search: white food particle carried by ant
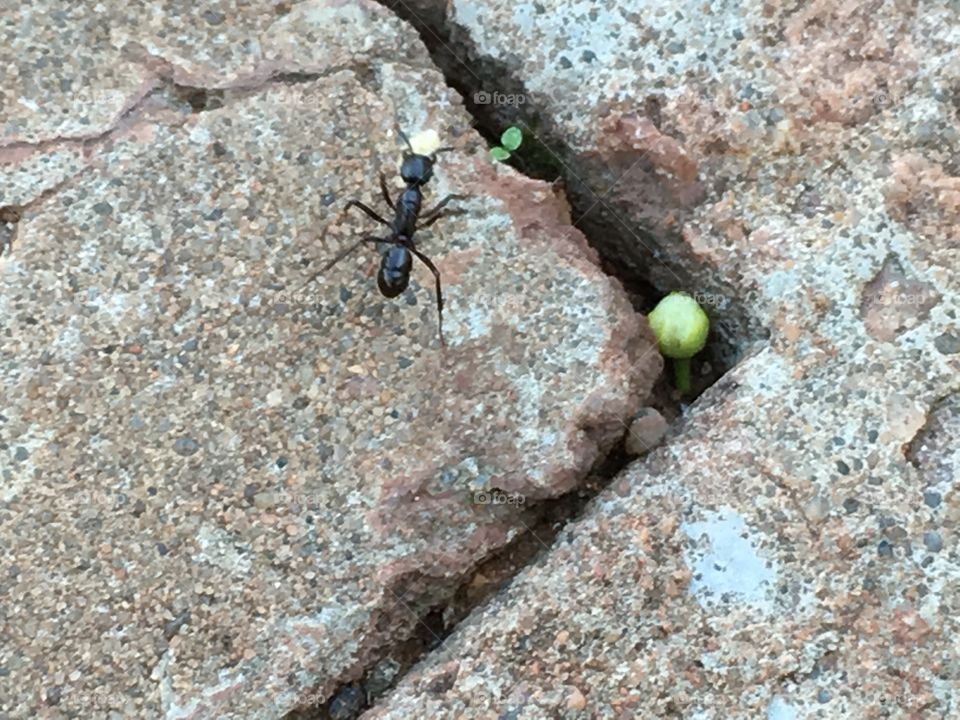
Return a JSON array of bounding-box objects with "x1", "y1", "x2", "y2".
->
[{"x1": 408, "y1": 129, "x2": 441, "y2": 155}]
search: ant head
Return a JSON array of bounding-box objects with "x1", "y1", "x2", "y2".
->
[
  {"x1": 400, "y1": 153, "x2": 435, "y2": 186},
  {"x1": 397, "y1": 129, "x2": 454, "y2": 186},
  {"x1": 377, "y1": 245, "x2": 412, "y2": 298}
]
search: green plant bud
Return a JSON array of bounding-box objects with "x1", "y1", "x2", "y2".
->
[{"x1": 647, "y1": 292, "x2": 709, "y2": 359}]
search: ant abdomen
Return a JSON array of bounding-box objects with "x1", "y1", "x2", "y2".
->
[{"x1": 377, "y1": 245, "x2": 412, "y2": 298}]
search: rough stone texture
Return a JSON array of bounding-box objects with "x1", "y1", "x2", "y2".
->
[
  {"x1": 364, "y1": 1, "x2": 960, "y2": 719},
  {"x1": 0, "y1": 2, "x2": 660, "y2": 718}
]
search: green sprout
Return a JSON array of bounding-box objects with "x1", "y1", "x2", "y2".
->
[
  {"x1": 490, "y1": 126, "x2": 523, "y2": 162},
  {"x1": 647, "y1": 292, "x2": 709, "y2": 394}
]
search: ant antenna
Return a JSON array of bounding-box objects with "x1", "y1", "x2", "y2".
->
[{"x1": 397, "y1": 129, "x2": 415, "y2": 154}]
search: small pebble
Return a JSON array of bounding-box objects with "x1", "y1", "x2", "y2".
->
[
  {"x1": 163, "y1": 610, "x2": 190, "y2": 640},
  {"x1": 923, "y1": 531, "x2": 943, "y2": 552},
  {"x1": 624, "y1": 407, "x2": 668, "y2": 456},
  {"x1": 804, "y1": 495, "x2": 831, "y2": 523},
  {"x1": 933, "y1": 332, "x2": 960, "y2": 354},
  {"x1": 923, "y1": 490, "x2": 942, "y2": 508},
  {"x1": 567, "y1": 687, "x2": 587, "y2": 710},
  {"x1": 254, "y1": 492, "x2": 278, "y2": 509},
  {"x1": 202, "y1": 10, "x2": 226, "y2": 25},
  {"x1": 173, "y1": 437, "x2": 199, "y2": 456}
]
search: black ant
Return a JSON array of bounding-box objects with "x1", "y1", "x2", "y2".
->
[{"x1": 303, "y1": 131, "x2": 465, "y2": 346}]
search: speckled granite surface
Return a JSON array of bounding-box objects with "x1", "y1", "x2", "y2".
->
[
  {"x1": 363, "y1": 0, "x2": 960, "y2": 718},
  {"x1": 0, "y1": 2, "x2": 661, "y2": 718}
]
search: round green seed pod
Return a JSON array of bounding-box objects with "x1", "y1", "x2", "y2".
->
[{"x1": 647, "y1": 292, "x2": 709, "y2": 359}]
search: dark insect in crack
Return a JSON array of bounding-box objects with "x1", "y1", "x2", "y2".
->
[{"x1": 303, "y1": 131, "x2": 466, "y2": 346}]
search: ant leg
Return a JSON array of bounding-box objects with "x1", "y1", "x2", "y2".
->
[
  {"x1": 422, "y1": 194, "x2": 467, "y2": 218},
  {"x1": 420, "y1": 194, "x2": 468, "y2": 225},
  {"x1": 409, "y1": 247, "x2": 445, "y2": 347},
  {"x1": 300, "y1": 236, "x2": 382, "y2": 289},
  {"x1": 345, "y1": 200, "x2": 391, "y2": 227},
  {"x1": 379, "y1": 173, "x2": 395, "y2": 211}
]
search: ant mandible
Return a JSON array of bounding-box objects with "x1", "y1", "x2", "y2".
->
[{"x1": 303, "y1": 130, "x2": 466, "y2": 346}]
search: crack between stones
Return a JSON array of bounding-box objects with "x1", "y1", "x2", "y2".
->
[
  {"x1": 279, "y1": 2, "x2": 757, "y2": 717},
  {"x1": 0, "y1": 39, "x2": 396, "y2": 162},
  {"x1": 1, "y1": 55, "x2": 388, "y2": 250}
]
